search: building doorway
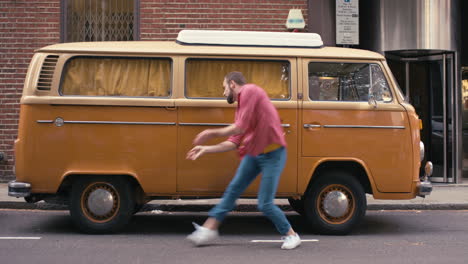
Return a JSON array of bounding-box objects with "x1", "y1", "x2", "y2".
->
[
  {"x1": 386, "y1": 51, "x2": 457, "y2": 183},
  {"x1": 462, "y1": 68, "x2": 468, "y2": 183}
]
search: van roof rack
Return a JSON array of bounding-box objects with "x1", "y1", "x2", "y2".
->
[{"x1": 176, "y1": 30, "x2": 323, "y2": 48}]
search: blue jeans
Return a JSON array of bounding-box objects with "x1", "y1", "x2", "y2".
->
[{"x1": 208, "y1": 147, "x2": 291, "y2": 235}]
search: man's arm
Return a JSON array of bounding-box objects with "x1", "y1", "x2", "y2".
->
[
  {"x1": 213, "y1": 124, "x2": 244, "y2": 137},
  {"x1": 193, "y1": 124, "x2": 244, "y2": 145},
  {"x1": 187, "y1": 141, "x2": 237, "y2": 160}
]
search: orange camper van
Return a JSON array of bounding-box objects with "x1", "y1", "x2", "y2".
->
[{"x1": 8, "y1": 30, "x2": 433, "y2": 234}]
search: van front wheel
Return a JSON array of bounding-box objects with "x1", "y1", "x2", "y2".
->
[
  {"x1": 288, "y1": 198, "x2": 305, "y2": 215},
  {"x1": 303, "y1": 171, "x2": 366, "y2": 235},
  {"x1": 70, "y1": 176, "x2": 135, "y2": 233}
]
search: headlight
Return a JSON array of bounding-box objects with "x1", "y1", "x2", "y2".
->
[{"x1": 420, "y1": 141, "x2": 425, "y2": 161}]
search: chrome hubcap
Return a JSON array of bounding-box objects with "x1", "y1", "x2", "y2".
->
[
  {"x1": 323, "y1": 190, "x2": 349, "y2": 218},
  {"x1": 87, "y1": 188, "x2": 115, "y2": 216}
]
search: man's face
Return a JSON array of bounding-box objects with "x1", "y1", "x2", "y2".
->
[{"x1": 223, "y1": 79, "x2": 235, "y2": 104}]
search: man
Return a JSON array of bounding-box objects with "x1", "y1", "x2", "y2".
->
[{"x1": 186, "y1": 71, "x2": 301, "y2": 250}]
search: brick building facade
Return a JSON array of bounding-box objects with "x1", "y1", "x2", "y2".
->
[{"x1": 0, "y1": 0, "x2": 308, "y2": 181}]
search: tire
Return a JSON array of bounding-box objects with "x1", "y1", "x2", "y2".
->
[
  {"x1": 288, "y1": 198, "x2": 305, "y2": 216},
  {"x1": 69, "y1": 176, "x2": 135, "y2": 234},
  {"x1": 303, "y1": 170, "x2": 366, "y2": 235},
  {"x1": 133, "y1": 202, "x2": 147, "y2": 214}
]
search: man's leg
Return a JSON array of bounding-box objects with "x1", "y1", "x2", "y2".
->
[
  {"x1": 257, "y1": 147, "x2": 301, "y2": 249},
  {"x1": 187, "y1": 155, "x2": 261, "y2": 246},
  {"x1": 256, "y1": 147, "x2": 291, "y2": 235},
  {"x1": 207, "y1": 155, "x2": 261, "y2": 223}
]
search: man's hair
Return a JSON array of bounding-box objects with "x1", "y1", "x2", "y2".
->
[{"x1": 225, "y1": 71, "x2": 247, "y2": 86}]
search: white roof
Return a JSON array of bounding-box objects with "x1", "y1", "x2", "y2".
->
[{"x1": 176, "y1": 30, "x2": 323, "y2": 48}]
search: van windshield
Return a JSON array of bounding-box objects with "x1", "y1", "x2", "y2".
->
[{"x1": 308, "y1": 62, "x2": 393, "y2": 102}]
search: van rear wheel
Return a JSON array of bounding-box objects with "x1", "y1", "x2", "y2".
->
[
  {"x1": 303, "y1": 171, "x2": 366, "y2": 235},
  {"x1": 70, "y1": 176, "x2": 135, "y2": 233}
]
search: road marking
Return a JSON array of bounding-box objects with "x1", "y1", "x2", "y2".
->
[
  {"x1": 251, "y1": 239, "x2": 318, "y2": 243},
  {"x1": 0, "y1": 237, "x2": 41, "y2": 240}
]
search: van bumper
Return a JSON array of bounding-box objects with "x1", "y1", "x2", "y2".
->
[
  {"x1": 418, "y1": 161, "x2": 433, "y2": 197},
  {"x1": 8, "y1": 181, "x2": 31, "y2": 198},
  {"x1": 418, "y1": 180, "x2": 433, "y2": 197}
]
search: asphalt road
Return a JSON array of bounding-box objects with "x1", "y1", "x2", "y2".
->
[{"x1": 1, "y1": 209, "x2": 468, "y2": 264}]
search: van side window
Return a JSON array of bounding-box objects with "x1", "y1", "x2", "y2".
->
[
  {"x1": 308, "y1": 62, "x2": 392, "y2": 102},
  {"x1": 185, "y1": 59, "x2": 290, "y2": 100},
  {"x1": 60, "y1": 57, "x2": 171, "y2": 97}
]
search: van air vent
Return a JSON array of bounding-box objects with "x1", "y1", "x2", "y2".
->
[{"x1": 37, "y1": 55, "x2": 59, "y2": 91}]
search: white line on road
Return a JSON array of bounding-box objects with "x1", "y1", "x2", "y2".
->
[
  {"x1": 251, "y1": 239, "x2": 318, "y2": 243},
  {"x1": 0, "y1": 237, "x2": 41, "y2": 240}
]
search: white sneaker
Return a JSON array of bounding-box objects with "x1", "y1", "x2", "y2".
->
[
  {"x1": 186, "y1": 222, "x2": 219, "y2": 246},
  {"x1": 281, "y1": 233, "x2": 301, "y2": 250}
]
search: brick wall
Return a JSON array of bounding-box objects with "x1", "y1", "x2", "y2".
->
[
  {"x1": 0, "y1": 1, "x2": 61, "y2": 182},
  {"x1": 140, "y1": 0, "x2": 308, "y2": 40},
  {"x1": 0, "y1": 0, "x2": 308, "y2": 181}
]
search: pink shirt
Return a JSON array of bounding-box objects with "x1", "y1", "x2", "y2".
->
[{"x1": 227, "y1": 84, "x2": 287, "y2": 157}]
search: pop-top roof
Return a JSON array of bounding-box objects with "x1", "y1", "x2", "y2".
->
[{"x1": 176, "y1": 30, "x2": 323, "y2": 48}]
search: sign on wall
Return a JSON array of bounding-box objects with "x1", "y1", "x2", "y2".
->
[{"x1": 336, "y1": 0, "x2": 359, "y2": 45}]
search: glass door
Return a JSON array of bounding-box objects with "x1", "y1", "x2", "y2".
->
[
  {"x1": 387, "y1": 52, "x2": 456, "y2": 183},
  {"x1": 462, "y1": 68, "x2": 468, "y2": 183}
]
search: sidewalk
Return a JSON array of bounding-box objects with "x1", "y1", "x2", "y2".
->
[{"x1": 1, "y1": 183, "x2": 467, "y2": 211}]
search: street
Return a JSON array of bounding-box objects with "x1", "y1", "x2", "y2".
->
[{"x1": 0, "y1": 209, "x2": 467, "y2": 264}]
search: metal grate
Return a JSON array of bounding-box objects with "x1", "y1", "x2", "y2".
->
[
  {"x1": 66, "y1": 0, "x2": 135, "y2": 42},
  {"x1": 37, "y1": 55, "x2": 59, "y2": 91}
]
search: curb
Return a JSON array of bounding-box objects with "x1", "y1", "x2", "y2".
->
[
  {"x1": 366, "y1": 203, "x2": 468, "y2": 210},
  {"x1": 0, "y1": 202, "x2": 67, "y2": 210},
  {"x1": 1, "y1": 202, "x2": 468, "y2": 212}
]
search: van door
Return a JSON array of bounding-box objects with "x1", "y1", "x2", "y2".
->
[
  {"x1": 176, "y1": 57, "x2": 298, "y2": 195},
  {"x1": 299, "y1": 59, "x2": 413, "y2": 193}
]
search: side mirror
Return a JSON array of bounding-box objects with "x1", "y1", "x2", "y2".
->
[{"x1": 368, "y1": 94, "x2": 377, "y2": 108}]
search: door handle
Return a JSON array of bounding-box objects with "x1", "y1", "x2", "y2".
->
[
  {"x1": 304, "y1": 124, "x2": 321, "y2": 128},
  {"x1": 165, "y1": 106, "x2": 176, "y2": 111}
]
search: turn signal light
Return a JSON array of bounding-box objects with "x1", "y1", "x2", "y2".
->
[{"x1": 419, "y1": 119, "x2": 423, "y2": 130}]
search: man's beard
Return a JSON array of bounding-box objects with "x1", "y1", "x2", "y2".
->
[{"x1": 227, "y1": 92, "x2": 235, "y2": 104}]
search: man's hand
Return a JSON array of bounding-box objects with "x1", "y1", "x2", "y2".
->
[
  {"x1": 186, "y1": 141, "x2": 237, "y2": 160},
  {"x1": 186, "y1": 146, "x2": 208, "y2": 160},
  {"x1": 193, "y1": 129, "x2": 216, "y2": 145}
]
